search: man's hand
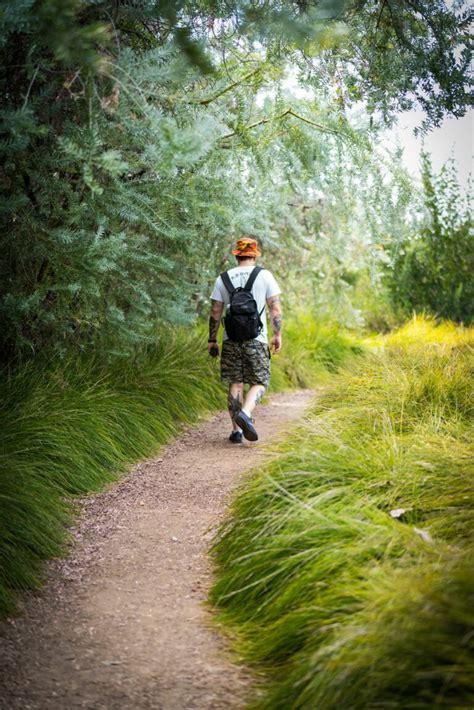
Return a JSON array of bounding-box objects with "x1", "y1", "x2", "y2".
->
[
  {"x1": 270, "y1": 334, "x2": 282, "y2": 354},
  {"x1": 208, "y1": 342, "x2": 219, "y2": 357}
]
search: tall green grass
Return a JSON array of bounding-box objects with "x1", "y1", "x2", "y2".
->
[
  {"x1": 211, "y1": 317, "x2": 474, "y2": 709},
  {"x1": 269, "y1": 314, "x2": 362, "y2": 390},
  {"x1": 0, "y1": 330, "x2": 226, "y2": 616},
  {"x1": 0, "y1": 318, "x2": 356, "y2": 618}
]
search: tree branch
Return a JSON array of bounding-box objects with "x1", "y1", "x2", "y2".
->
[
  {"x1": 195, "y1": 67, "x2": 263, "y2": 106},
  {"x1": 385, "y1": 0, "x2": 414, "y2": 51},
  {"x1": 220, "y1": 108, "x2": 343, "y2": 141},
  {"x1": 287, "y1": 109, "x2": 342, "y2": 134},
  {"x1": 22, "y1": 65, "x2": 39, "y2": 110},
  {"x1": 375, "y1": 0, "x2": 387, "y2": 32}
]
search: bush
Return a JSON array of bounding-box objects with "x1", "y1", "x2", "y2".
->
[{"x1": 387, "y1": 156, "x2": 473, "y2": 324}]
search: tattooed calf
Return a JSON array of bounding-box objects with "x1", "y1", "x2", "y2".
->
[
  {"x1": 227, "y1": 393, "x2": 242, "y2": 419},
  {"x1": 254, "y1": 386, "x2": 265, "y2": 406}
]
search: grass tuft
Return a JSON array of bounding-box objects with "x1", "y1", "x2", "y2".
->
[
  {"x1": 269, "y1": 313, "x2": 362, "y2": 389},
  {"x1": 0, "y1": 329, "x2": 225, "y2": 616},
  {"x1": 211, "y1": 317, "x2": 474, "y2": 709}
]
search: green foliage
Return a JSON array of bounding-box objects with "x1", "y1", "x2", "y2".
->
[
  {"x1": 0, "y1": 0, "x2": 362, "y2": 361},
  {"x1": 0, "y1": 312, "x2": 354, "y2": 617},
  {"x1": 350, "y1": 270, "x2": 402, "y2": 332},
  {"x1": 0, "y1": 328, "x2": 225, "y2": 616},
  {"x1": 388, "y1": 155, "x2": 473, "y2": 323},
  {"x1": 270, "y1": 313, "x2": 362, "y2": 388},
  {"x1": 211, "y1": 318, "x2": 474, "y2": 709},
  {"x1": 0, "y1": 13, "x2": 243, "y2": 361},
  {"x1": 335, "y1": 0, "x2": 472, "y2": 128},
  {"x1": 263, "y1": 141, "x2": 421, "y2": 331},
  {"x1": 183, "y1": 0, "x2": 472, "y2": 128},
  {"x1": 1, "y1": 0, "x2": 470, "y2": 363}
]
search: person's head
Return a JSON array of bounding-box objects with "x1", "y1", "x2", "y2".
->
[{"x1": 232, "y1": 237, "x2": 261, "y2": 264}]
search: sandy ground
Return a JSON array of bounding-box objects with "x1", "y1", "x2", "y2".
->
[{"x1": 0, "y1": 390, "x2": 314, "y2": 710}]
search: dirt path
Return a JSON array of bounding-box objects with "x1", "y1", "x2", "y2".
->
[{"x1": 0, "y1": 390, "x2": 314, "y2": 710}]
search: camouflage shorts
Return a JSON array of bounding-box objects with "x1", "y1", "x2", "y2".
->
[{"x1": 221, "y1": 339, "x2": 271, "y2": 387}]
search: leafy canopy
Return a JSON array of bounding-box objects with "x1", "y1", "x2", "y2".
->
[{"x1": 0, "y1": 0, "x2": 471, "y2": 362}]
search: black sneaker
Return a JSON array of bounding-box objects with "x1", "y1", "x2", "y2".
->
[
  {"x1": 229, "y1": 431, "x2": 243, "y2": 444},
  {"x1": 235, "y1": 411, "x2": 258, "y2": 442}
]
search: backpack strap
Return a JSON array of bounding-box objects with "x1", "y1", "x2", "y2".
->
[
  {"x1": 220, "y1": 271, "x2": 236, "y2": 295},
  {"x1": 243, "y1": 266, "x2": 264, "y2": 292}
]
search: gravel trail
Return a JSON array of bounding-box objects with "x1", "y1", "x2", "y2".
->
[{"x1": 0, "y1": 390, "x2": 314, "y2": 710}]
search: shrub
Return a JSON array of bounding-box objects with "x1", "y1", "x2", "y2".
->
[{"x1": 387, "y1": 156, "x2": 473, "y2": 324}]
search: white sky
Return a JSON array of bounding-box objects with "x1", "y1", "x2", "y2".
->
[
  {"x1": 280, "y1": 65, "x2": 473, "y2": 192},
  {"x1": 385, "y1": 108, "x2": 473, "y2": 192}
]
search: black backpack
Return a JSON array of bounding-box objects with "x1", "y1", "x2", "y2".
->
[{"x1": 220, "y1": 267, "x2": 265, "y2": 342}]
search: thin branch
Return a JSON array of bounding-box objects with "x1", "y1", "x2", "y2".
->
[
  {"x1": 376, "y1": 0, "x2": 387, "y2": 32},
  {"x1": 385, "y1": 0, "x2": 414, "y2": 51},
  {"x1": 219, "y1": 112, "x2": 285, "y2": 140},
  {"x1": 287, "y1": 109, "x2": 342, "y2": 135},
  {"x1": 102, "y1": 8, "x2": 121, "y2": 52},
  {"x1": 220, "y1": 107, "x2": 343, "y2": 141},
  {"x1": 402, "y1": 0, "x2": 429, "y2": 23},
  {"x1": 116, "y1": 25, "x2": 154, "y2": 46},
  {"x1": 22, "y1": 65, "x2": 39, "y2": 110},
  {"x1": 196, "y1": 67, "x2": 263, "y2": 105}
]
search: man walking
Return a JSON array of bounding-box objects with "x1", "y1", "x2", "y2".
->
[{"x1": 208, "y1": 237, "x2": 282, "y2": 443}]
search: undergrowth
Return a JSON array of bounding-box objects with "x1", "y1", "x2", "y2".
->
[
  {"x1": 211, "y1": 317, "x2": 474, "y2": 709},
  {"x1": 0, "y1": 329, "x2": 225, "y2": 616},
  {"x1": 0, "y1": 318, "x2": 354, "y2": 618},
  {"x1": 269, "y1": 314, "x2": 362, "y2": 390}
]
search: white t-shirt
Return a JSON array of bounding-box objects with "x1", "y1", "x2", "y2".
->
[{"x1": 211, "y1": 266, "x2": 281, "y2": 344}]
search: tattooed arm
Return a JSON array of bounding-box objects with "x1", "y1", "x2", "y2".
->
[
  {"x1": 267, "y1": 294, "x2": 283, "y2": 353},
  {"x1": 208, "y1": 299, "x2": 224, "y2": 353}
]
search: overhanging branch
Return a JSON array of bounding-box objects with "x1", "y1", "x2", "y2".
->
[
  {"x1": 220, "y1": 108, "x2": 343, "y2": 142},
  {"x1": 195, "y1": 67, "x2": 263, "y2": 106}
]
